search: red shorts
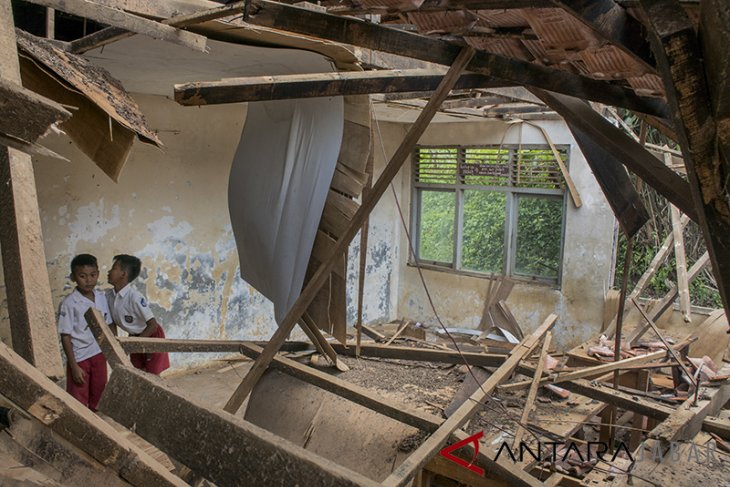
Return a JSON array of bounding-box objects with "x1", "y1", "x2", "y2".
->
[
  {"x1": 66, "y1": 352, "x2": 107, "y2": 412},
  {"x1": 130, "y1": 325, "x2": 170, "y2": 375}
]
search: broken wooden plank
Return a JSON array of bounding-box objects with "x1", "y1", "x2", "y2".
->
[
  {"x1": 513, "y1": 331, "x2": 552, "y2": 448},
  {"x1": 665, "y1": 152, "x2": 692, "y2": 322},
  {"x1": 244, "y1": 0, "x2": 669, "y2": 117},
  {"x1": 0, "y1": 341, "x2": 186, "y2": 487},
  {"x1": 222, "y1": 46, "x2": 477, "y2": 414},
  {"x1": 648, "y1": 383, "x2": 730, "y2": 443},
  {"x1": 85, "y1": 307, "x2": 133, "y2": 368},
  {"x1": 24, "y1": 0, "x2": 207, "y2": 52},
  {"x1": 526, "y1": 121, "x2": 582, "y2": 208},
  {"x1": 628, "y1": 214, "x2": 690, "y2": 300},
  {"x1": 628, "y1": 251, "x2": 710, "y2": 344},
  {"x1": 101, "y1": 365, "x2": 380, "y2": 487},
  {"x1": 499, "y1": 349, "x2": 665, "y2": 392},
  {"x1": 630, "y1": 297, "x2": 697, "y2": 390},
  {"x1": 0, "y1": 412, "x2": 131, "y2": 487},
  {"x1": 174, "y1": 70, "x2": 509, "y2": 105},
  {"x1": 689, "y1": 309, "x2": 729, "y2": 364},
  {"x1": 118, "y1": 337, "x2": 309, "y2": 353},
  {"x1": 0, "y1": 1, "x2": 63, "y2": 378},
  {"x1": 443, "y1": 366, "x2": 493, "y2": 418},
  {"x1": 381, "y1": 314, "x2": 557, "y2": 487},
  {"x1": 0, "y1": 77, "x2": 70, "y2": 144},
  {"x1": 118, "y1": 336, "x2": 511, "y2": 367}
]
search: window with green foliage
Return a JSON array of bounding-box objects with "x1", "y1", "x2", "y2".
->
[{"x1": 411, "y1": 145, "x2": 568, "y2": 283}]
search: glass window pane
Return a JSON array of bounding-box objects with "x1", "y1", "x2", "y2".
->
[
  {"x1": 461, "y1": 190, "x2": 506, "y2": 273},
  {"x1": 514, "y1": 197, "x2": 563, "y2": 279},
  {"x1": 418, "y1": 190, "x2": 455, "y2": 263}
]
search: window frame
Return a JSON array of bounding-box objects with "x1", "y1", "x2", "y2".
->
[{"x1": 410, "y1": 144, "x2": 568, "y2": 286}]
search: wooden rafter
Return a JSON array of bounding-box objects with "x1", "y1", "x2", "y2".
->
[
  {"x1": 23, "y1": 0, "x2": 207, "y2": 52},
  {"x1": 532, "y1": 88, "x2": 697, "y2": 221},
  {"x1": 243, "y1": 0, "x2": 669, "y2": 118},
  {"x1": 174, "y1": 70, "x2": 507, "y2": 106},
  {"x1": 567, "y1": 120, "x2": 649, "y2": 237}
]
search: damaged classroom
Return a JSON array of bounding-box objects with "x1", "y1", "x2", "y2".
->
[{"x1": 2, "y1": 0, "x2": 730, "y2": 486}]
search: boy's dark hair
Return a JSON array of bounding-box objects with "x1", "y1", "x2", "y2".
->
[
  {"x1": 114, "y1": 254, "x2": 142, "y2": 282},
  {"x1": 70, "y1": 254, "x2": 98, "y2": 272}
]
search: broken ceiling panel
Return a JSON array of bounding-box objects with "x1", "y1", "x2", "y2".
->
[{"x1": 15, "y1": 29, "x2": 161, "y2": 181}]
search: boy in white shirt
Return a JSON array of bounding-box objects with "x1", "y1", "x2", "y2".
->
[
  {"x1": 106, "y1": 254, "x2": 170, "y2": 374},
  {"x1": 58, "y1": 254, "x2": 112, "y2": 411}
]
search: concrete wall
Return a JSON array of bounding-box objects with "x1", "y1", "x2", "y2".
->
[
  {"x1": 0, "y1": 95, "x2": 615, "y2": 369},
  {"x1": 388, "y1": 119, "x2": 617, "y2": 350},
  {"x1": 0, "y1": 94, "x2": 398, "y2": 369}
]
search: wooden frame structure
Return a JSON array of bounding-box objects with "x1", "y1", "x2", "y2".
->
[{"x1": 2, "y1": 0, "x2": 730, "y2": 485}]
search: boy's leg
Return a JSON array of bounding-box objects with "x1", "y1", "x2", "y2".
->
[
  {"x1": 143, "y1": 325, "x2": 170, "y2": 375},
  {"x1": 65, "y1": 358, "x2": 92, "y2": 408},
  {"x1": 87, "y1": 353, "x2": 108, "y2": 412},
  {"x1": 130, "y1": 352, "x2": 147, "y2": 371}
]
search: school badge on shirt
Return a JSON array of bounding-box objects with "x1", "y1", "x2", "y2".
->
[{"x1": 125, "y1": 315, "x2": 134, "y2": 323}]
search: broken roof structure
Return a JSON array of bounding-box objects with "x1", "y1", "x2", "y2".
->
[{"x1": 1, "y1": 0, "x2": 730, "y2": 486}]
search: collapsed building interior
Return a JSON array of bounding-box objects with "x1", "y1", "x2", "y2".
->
[{"x1": 1, "y1": 0, "x2": 730, "y2": 486}]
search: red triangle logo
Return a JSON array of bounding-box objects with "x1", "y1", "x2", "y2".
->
[{"x1": 438, "y1": 431, "x2": 485, "y2": 476}]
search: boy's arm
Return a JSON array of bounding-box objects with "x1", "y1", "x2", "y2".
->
[
  {"x1": 109, "y1": 322, "x2": 118, "y2": 336},
  {"x1": 139, "y1": 318, "x2": 160, "y2": 338},
  {"x1": 61, "y1": 334, "x2": 85, "y2": 385}
]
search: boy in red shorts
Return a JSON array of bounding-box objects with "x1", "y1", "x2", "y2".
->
[
  {"x1": 58, "y1": 254, "x2": 112, "y2": 411},
  {"x1": 106, "y1": 254, "x2": 170, "y2": 374}
]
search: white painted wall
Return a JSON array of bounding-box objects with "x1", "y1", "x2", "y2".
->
[{"x1": 381, "y1": 118, "x2": 617, "y2": 350}]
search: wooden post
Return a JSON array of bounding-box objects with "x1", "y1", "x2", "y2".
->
[
  {"x1": 664, "y1": 151, "x2": 692, "y2": 322},
  {"x1": 356, "y1": 144, "x2": 374, "y2": 357},
  {"x1": 608, "y1": 236, "x2": 634, "y2": 449},
  {"x1": 0, "y1": 0, "x2": 63, "y2": 378},
  {"x1": 222, "y1": 46, "x2": 477, "y2": 414},
  {"x1": 85, "y1": 308, "x2": 132, "y2": 368},
  {"x1": 628, "y1": 214, "x2": 689, "y2": 300}
]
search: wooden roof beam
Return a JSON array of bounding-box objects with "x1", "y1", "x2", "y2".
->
[
  {"x1": 174, "y1": 70, "x2": 509, "y2": 105},
  {"x1": 22, "y1": 0, "x2": 207, "y2": 52},
  {"x1": 244, "y1": 0, "x2": 670, "y2": 118},
  {"x1": 640, "y1": 0, "x2": 730, "y2": 326},
  {"x1": 532, "y1": 88, "x2": 698, "y2": 221}
]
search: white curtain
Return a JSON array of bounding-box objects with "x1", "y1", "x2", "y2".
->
[{"x1": 228, "y1": 96, "x2": 344, "y2": 323}]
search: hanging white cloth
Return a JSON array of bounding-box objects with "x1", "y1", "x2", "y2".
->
[{"x1": 229, "y1": 95, "x2": 344, "y2": 323}]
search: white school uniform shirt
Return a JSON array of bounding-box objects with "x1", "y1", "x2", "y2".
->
[
  {"x1": 57, "y1": 289, "x2": 112, "y2": 363},
  {"x1": 107, "y1": 284, "x2": 154, "y2": 335}
]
